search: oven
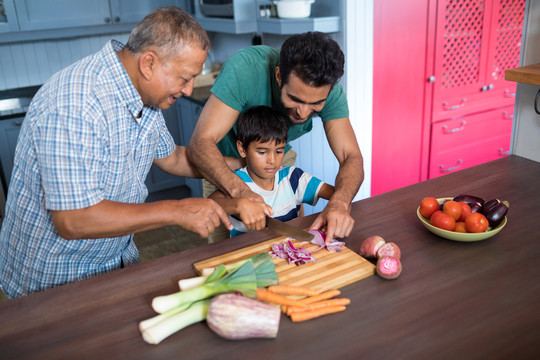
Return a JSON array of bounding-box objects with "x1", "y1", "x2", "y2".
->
[{"x1": 0, "y1": 85, "x2": 40, "y2": 222}]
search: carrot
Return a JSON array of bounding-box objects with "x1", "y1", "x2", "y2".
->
[
  {"x1": 267, "y1": 285, "x2": 320, "y2": 297},
  {"x1": 281, "y1": 305, "x2": 289, "y2": 314},
  {"x1": 290, "y1": 306, "x2": 347, "y2": 322},
  {"x1": 256, "y1": 288, "x2": 307, "y2": 308},
  {"x1": 300, "y1": 289, "x2": 341, "y2": 304},
  {"x1": 286, "y1": 298, "x2": 351, "y2": 316}
]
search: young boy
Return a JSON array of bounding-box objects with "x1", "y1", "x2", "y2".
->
[{"x1": 210, "y1": 106, "x2": 334, "y2": 237}]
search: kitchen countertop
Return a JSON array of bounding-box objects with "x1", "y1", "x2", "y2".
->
[{"x1": 1, "y1": 155, "x2": 539, "y2": 359}]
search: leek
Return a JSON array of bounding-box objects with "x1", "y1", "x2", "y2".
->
[
  {"x1": 152, "y1": 261, "x2": 258, "y2": 314},
  {"x1": 179, "y1": 252, "x2": 278, "y2": 291},
  {"x1": 140, "y1": 299, "x2": 210, "y2": 345}
]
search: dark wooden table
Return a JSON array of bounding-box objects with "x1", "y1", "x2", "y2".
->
[{"x1": 1, "y1": 155, "x2": 539, "y2": 359}]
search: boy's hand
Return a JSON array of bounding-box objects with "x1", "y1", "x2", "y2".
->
[{"x1": 237, "y1": 198, "x2": 273, "y2": 231}]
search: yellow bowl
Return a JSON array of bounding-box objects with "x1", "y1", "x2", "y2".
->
[{"x1": 417, "y1": 197, "x2": 507, "y2": 242}]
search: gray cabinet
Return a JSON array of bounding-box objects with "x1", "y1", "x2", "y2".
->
[
  {"x1": 0, "y1": 0, "x2": 189, "y2": 43},
  {"x1": 0, "y1": 0, "x2": 19, "y2": 32},
  {"x1": 13, "y1": 0, "x2": 187, "y2": 31},
  {"x1": 145, "y1": 105, "x2": 187, "y2": 194},
  {"x1": 176, "y1": 96, "x2": 204, "y2": 198},
  {"x1": 0, "y1": 116, "x2": 23, "y2": 188}
]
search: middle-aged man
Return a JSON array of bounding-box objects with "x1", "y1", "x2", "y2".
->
[
  {"x1": 189, "y1": 31, "x2": 364, "y2": 244},
  {"x1": 0, "y1": 7, "x2": 234, "y2": 299}
]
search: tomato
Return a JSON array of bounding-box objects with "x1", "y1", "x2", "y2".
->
[
  {"x1": 420, "y1": 197, "x2": 440, "y2": 218},
  {"x1": 443, "y1": 200, "x2": 462, "y2": 221},
  {"x1": 465, "y1": 213, "x2": 489, "y2": 233},
  {"x1": 454, "y1": 221, "x2": 467, "y2": 233},
  {"x1": 458, "y1": 202, "x2": 472, "y2": 222},
  {"x1": 431, "y1": 211, "x2": 456, "y2": 231}
]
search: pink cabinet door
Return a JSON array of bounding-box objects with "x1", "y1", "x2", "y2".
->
[
  {"x1": 371, "y1": 0, "x2": 431, "y2": 196},
  {"x1": 429, "y1": 106, "x2": 513, "y2": 178},
  {"x1": 430, "y1": 0, "x2": 524, "y2": 122},
  {"x1": 430, "y1": 0, "x2": 494, "y2": 121},
  {"x1": 483, "y1": 0, "x2": 525, "y2": 101}
]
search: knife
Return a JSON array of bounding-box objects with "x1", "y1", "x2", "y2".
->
[{"x1": 266, "y1": 215, "x2": 314, "y2": 241}]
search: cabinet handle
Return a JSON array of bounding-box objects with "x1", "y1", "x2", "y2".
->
[
  {"x1": 503, "y1": 89, "x2": 516, "y2": 98},
  {"x1": 104, "y1": 17, "x2": 111, "y2": 23},
  {"x1": 502, "y1": 111, "x2": 513, "y2": 120},
  {"x1": 442, "y1": 120, "x2": 466, "y2": 134},
  {"x1": 498, "y1": 148, "x2": 510, "y2": 156},
  {"x1": 535, "y1": 89, "x2": 540, "y2": 115},
  {"x1": 442, "y1": 98, "x2": 466, "y2": 111},
  {"x1": 114, "y1": 16, "x2": 120, "y2": 23},
  {"x1": 14, "y1": 119, "x2": 23, "y2": 126},
  {"x1": 440, "y1": 159, "x2": 462, "y2": 173}
]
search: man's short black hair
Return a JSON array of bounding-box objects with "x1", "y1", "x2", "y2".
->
[
  {"x1": 237, "y1": 106, "x2": 289, "y2": 149},
  {"x1": 279, "y1": 31, "x2": 344, "y2": 87}
]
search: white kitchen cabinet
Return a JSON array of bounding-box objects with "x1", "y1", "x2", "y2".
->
[
  {"x1": 13, "y1": 0, "x2": 187, "y2": 31},
  {"x1": 0, "y1": 0, "x2": 19, "y2": 32},
  {"x1": 194, "y1": 0, "x2": 341, "y2": 35},
  {"x1": 0, "y1": 0, "x2": 189, "y2": 43}
]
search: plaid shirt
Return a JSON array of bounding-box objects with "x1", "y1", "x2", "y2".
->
[{"x1": 0, "y1": 40, "x2": 175, "y2": 299}]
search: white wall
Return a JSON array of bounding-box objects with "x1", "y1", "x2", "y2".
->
[{"x1": 511, "y1": 0, "x2": 540, "y2": 162}]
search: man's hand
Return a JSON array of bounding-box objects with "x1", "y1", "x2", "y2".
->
[
  {"x1": 237, "y1": 186, "x2": 265, "y2": 204},
  {"x1": 236, "y1": 198, "x2": 273, "y2": 231},
  {"x1": 309, "y1": 201, "x2": 354, "y2": 244},
  {"x1": 173, "y1": 198, "x2": 233, "y2": 238}
]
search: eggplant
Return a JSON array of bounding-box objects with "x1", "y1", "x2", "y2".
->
[
  {"x1": 483, "y1": 199, "x2": 501, "y2": 215},
  {"x1": 469, "y1": 202, "x2": 483, "y2": 214},
  {"x1": 485, "y1": 202, "x2": 508, "y2": 228},
  {"x1": 453, "y1": 194, "x2": 485, "y2": 207}
]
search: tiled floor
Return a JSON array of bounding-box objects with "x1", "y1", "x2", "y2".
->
[{"x1": 0, "y1": 186, "x2": 208, "y2": 302}]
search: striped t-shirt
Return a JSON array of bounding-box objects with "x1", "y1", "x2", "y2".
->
[{"x1": 230, "y1": 166, "x2": 324, "y2": 236}]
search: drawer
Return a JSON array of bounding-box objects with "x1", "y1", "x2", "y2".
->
[
  {"x1": 429, "y1": 134, "x2": 511, "y2": 179},
  {"x1": 428, "y1": 106, "x2": 513, "y2": 179},
  {"x1": 431, "y1": 84, "x2": 516, "y2": 122},
  {"x1": 430, "y1": 106, "x2": 513, "y2": 156}
]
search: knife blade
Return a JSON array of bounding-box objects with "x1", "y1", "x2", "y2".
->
[{"x1": 266, "y1": 215, "x2": 314, "y2": 241}]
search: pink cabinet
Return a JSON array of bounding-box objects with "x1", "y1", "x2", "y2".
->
[{"x1": 372, "y1": 0, "x2": 524, "y2": 196}]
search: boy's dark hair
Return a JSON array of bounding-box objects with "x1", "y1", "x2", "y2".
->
[
  {"x1": 237, "y1": 106, "x2": 289, "y2": 149},
  {"x1": 279, "y1": 31, "x2": 344, "y2": 88}
]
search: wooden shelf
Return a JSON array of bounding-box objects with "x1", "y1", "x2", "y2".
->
[{"x1": 505, "y1": 63, "x2": 540, "y2": 85}]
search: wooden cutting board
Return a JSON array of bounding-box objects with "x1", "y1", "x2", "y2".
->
[{"x1": 193, "y1": 236, "x2": 376, "y2": 292}]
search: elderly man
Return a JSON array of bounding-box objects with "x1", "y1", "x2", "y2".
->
[{"x1": 0, "y1": 7, "x2": 233, "y2": 299}]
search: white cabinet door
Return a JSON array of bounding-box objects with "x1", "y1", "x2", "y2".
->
[
  {"x1": 14, "y1": 0, "x2": 111, "y2": 30},
  {"x1": 0, "y1": 0, "x2": 20, "y2": 32},
  {"x1": 110, "y1": 0, "x2": 188, "y2": 24}
]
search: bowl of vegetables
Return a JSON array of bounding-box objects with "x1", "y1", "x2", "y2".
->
[{"x1": 417, "y1": 195, "x2": 508, "y2": 242}]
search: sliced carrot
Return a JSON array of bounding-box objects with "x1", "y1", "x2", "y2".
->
[
  {"x1": 256, "y1": 288, "x2": 307, "y2": 307},
  {"x1": 281, "y1": 305, "x2": 289, "y2": 314},
  {"x1": 300, "y1": 289, "x2": 341, "y2": 304},
  {"x1": 286, "y1": 298, "x2": 351, "y2": 316},
  {"x1": 267, "y1": 285, "x2": 320, "y2": 297},
  {"x1": 290, "y1": 306, "x2": 347, "y2": 322}
]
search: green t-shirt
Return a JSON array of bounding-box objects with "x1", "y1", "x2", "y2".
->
[{"x1": 211, "y1": 45, "x2": 349, "y2": 157}]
